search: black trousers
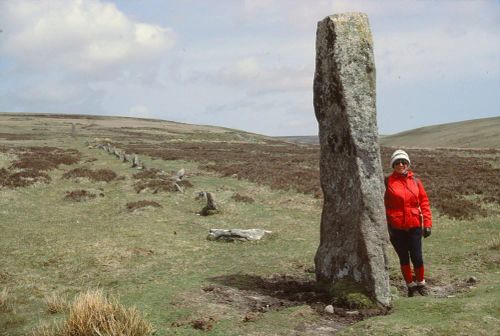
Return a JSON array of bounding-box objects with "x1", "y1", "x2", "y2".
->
[{"x1": 389, "y1": 227, "x2": 424, "y2": 268}]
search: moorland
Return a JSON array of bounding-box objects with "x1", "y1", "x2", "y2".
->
[{"x1": 0, "y1": 113, "x2": 499, "y2": 336}]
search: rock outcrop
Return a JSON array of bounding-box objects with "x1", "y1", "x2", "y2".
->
[{"x1": 313, "y1": 12, "x2": 391, "y2": 307}]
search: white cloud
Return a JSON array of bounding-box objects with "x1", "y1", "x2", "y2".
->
[
  {"x1": 192, "y1": 57, "x2": 312, "y2": 95},
  {"x1": 15, "y1": 82, "x2": 81, "y2": 103},
  {"x1": 238, "y1": 0, "x2": 500, "y2": 83},
  {"x1": 377, "y1": 27, "x2": 500, "y2": 82},
  {"x1": 3, "y1": 78, "x2": 105, "y2": 114},
  {"x1": 243, "y1": 0, "x2": 277, "y2": 15},
  {"x1": 0, "y1": 0, "x2": 175, "y2": 77}
]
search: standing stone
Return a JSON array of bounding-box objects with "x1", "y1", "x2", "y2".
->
[{"x1": 313, "y1": 13, "x2": 390, "y2": 307}]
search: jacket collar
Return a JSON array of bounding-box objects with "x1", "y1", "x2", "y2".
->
[{"x1": 391, "y1": 170, "x2": 414, "y2": 179}]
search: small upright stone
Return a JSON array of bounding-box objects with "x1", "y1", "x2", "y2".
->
[
  {"x1": 175, "y1": 168, "x2": 185, "y2": 181},
  {"x1": 313, "y1": 13, "x2": 390, "y2": 307},
  {"x1": 132, "y1": 154, "x2": 140, "y2": 168},
  {"x1": 199, "y1": 192, "x2": 218, "y2": 216}
]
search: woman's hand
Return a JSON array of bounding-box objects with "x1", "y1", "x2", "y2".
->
[{"x1": 423, "y1": 227, "x2": 431, "y2": 238}]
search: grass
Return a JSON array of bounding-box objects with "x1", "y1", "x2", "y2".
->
[
  {"x1": 349, "y1": 215, "x2": 500, "y2": 336},
  {"x1": 0, "y1": 113, "x2": 498, "y2": 335}
]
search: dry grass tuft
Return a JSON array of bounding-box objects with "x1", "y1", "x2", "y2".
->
[
  {"x1": 487, "y1": 235, "x2": 500, "y2": 250},
  {"x1": 32, "y1": 289, "x2": 154, "y2": 336},
  {"x1": 0, "y1": 287, "x2": 13, "y2": 312},
  {"x1": 45, "y1": 293, "x2": 68, "y2": 314}
]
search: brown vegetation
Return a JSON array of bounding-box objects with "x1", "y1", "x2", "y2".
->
[
  {"x1": 177, "y1": 180, "x2": 193, "y2": 188},
  {"x1": 62, "y1": 168, "x2": 117, "y2": 183},
  {"x1": 0, "y1": 146, "x2": 81, "y2": 189},
  {"x1": 133, "y1": 179, "x2": 178, "y2": 193},
  {"x1": 118, "y1": 140, "x2": 499, "y2": 219},
  {"x1": 0, "y1": 133, "x2": 39, "y2": 141},
  {"x1": 126, "y1": 200, "x2": 162, "y2": 211},
  {"x1": 191, "y1": 317, "x2": 215, "y2": 331},
  {"x1": 231, "y1": 193, "x2": 255, "y2": 203},
  {"x1": 10, "y1": 147, "x2": 81, "y2": 171},
  {"x1": 64, "y1": 190, "x2": 97, "y2": 202},
  {"x1": 31, "y1": 289, "x2": 154, "y2": 336},
  {"x1": 0, "y1": 168, "x2": 51, "y2": 188},
  {"x1": 132, "y1": 168, "x2": 193, "y2": 193}
]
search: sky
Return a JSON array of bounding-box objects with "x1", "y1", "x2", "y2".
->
[{"x1": 0, "y1": 0, "x2": 498, "y2": 136}]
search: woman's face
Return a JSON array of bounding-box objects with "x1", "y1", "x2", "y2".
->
[{"x1": 393, "y1": 159, "x2": 409, "y2": 174}]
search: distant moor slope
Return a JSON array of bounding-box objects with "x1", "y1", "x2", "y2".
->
[{"x1": 380, "y1": 117, "x2": 500, "y2": 148}]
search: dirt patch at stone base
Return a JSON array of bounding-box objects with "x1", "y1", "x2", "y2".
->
[
  {"x1": 172, "y1": 273, "x2": 476, "y2": 334},
  {"x1": 171, "y1": 273, "x2": 388, "y2": 334},
  {"x1": 392, "y1": 276, "x2": 474, "y2": 298}
]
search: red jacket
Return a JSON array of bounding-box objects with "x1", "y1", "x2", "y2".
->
[{"x1": 384, "y1": 170, "x2": 432, "y2": 230}]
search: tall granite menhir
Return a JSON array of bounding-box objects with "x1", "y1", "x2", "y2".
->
[{"x1": 313, "y1": 13, "x2": 391, "y2": 307}]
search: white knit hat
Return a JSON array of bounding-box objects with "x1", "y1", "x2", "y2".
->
[{"x1": 390, "y1": 149, "x2": 411, "y2": 168}]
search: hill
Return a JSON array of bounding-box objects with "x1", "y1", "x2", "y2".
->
[
  {"x1": 277, "y1": 135, "x2": 319, "y2": 145},
  {"x1": 379, "y1": 117, "x2": 500, "y2": 148},
  {"x1": 277, "y1": 117, "x2": 500, "y2": 148}
]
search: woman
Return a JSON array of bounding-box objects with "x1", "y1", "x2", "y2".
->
[{"x1": 384, "y1": 149, "x2": 432, "y2": 297}]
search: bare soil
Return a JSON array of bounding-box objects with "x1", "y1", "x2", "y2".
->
[
  {"x1": 231, "y1": 193, "x2": 255, "y2": 203},
  {"x1": 170, "y1": 273, "x2": 388, "y2": 334},
  {"x1": 64, "y1": 190, "x2": 98, "y2": 202},
  {"x1": 125, "y1": 200, "x2": 162, "y2": 211},
  {"x1": 391, "y1": 276, "x2": 475, "y2": 298}
]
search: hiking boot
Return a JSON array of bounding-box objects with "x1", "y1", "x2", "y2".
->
[
  {"x1": 407, "y1": 286, "x2": 417, "y2": 297},
  {"x1": 416, "y1": 285, "x2": 429, "y2": 296}
]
